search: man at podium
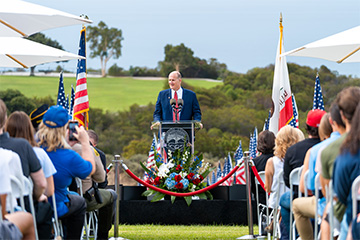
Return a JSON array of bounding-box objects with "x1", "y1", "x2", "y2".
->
[{"x1": 152, "y1": 71, "x2": 203, "y2": 129}]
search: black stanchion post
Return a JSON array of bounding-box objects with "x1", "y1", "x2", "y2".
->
[
  {"x1": 237, "y1": 151, "x2": 261, "y2": 239},
  {"x1": 113, "y1": 154, "x2": 121, "y2": 238}
]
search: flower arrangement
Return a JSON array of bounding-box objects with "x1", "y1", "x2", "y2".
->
[{"x1": 141, "y1": 146, "x2": 214, "y2": 206}]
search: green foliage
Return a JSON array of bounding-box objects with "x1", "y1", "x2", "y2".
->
[
  {"x1": 29, "y1": 33, "x2": 64, "y2": 50},
  {"x1": 108, "y1": 64, "x2": 125, "y2": 76},
  {"x1": 87, "y1": 21, "x2": 124, "y2": 77},
  {"x1": 0, "y1": 89, "x2": 54, "y2": 114}
]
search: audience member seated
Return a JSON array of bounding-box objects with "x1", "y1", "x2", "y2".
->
[
  {"x1": 292, "y1": 113, "x2": 332, "y2": 239},
  {"x1": 37, "y1": 105, "x2": 96, "y2": 240},
  {"x1": 250, "y1": 130, "x2": 275, "y2": 205},
  {"x1": 0, "y1": 153, "x2": 36, "y2": 240},
  {"x1": 72, "y1": 140, "x2": 116, "y2": 240},
  {"x1": 333, "y1": 100, "x2": 360, "y2": 240},
  {"x1": 264, "y1": 126, "x2": 304, "y2": 233}
]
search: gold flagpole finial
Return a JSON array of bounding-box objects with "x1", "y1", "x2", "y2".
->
[{"x1": 280, "y1": 12, "x2": 283, "y2": 23}]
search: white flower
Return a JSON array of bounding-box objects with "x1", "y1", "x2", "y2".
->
[
  {"x1": 167, "y1": 160, "x2": 175, "y2": 169},
  {"x1": 157, "y1": 164, "x2": 169, "y2": 178},
  {"x1": 157, "y1": 160, "x2": 175, "y2": 178},
  {"x1": 180, "y1": 171, "x2": 188, "y2": 178}
]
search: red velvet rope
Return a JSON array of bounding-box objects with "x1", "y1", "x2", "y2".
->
[
  {"x1": 251, "y1": 165, "x2": 268, "y2": 195},
  {"x1": 124, "y1": 165, "x2": 240, "y2": 197}
]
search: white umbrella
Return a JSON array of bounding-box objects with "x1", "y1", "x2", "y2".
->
[
  {"x1": 0, "y1": 37, "x2": 84, "y2": 68},
  {"x1": 282, "y1": 25, "x2": 360, "y2": 63},
  {"x1": 0, "y1": 0, "x2": 92, "y2": 38}
]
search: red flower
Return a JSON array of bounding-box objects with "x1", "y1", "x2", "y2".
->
[
  {"x1": 146, "y1": 179, "x2": 153, "y2": 185},
  {"x1": 154, "y1": 177, "x2": 161, "y2": 185},
  {"x1": 187, "y1": 173, "x2": 195, "y2": 180},
  {"x1": 199, "y1": 175, "x2": 204, "y2": 181},
  {"x1": 174, "y1": 174, "x2": 182, "y2": 182},
  {"x1": 175, "y1": 182, "x2": 184, "y2": 189},
  {"x1": 176, "y1": 164, "x2": 182, "y2": 171},
  {"x1": 193, "y1": 178, "x2": 201, "y2": 185}
]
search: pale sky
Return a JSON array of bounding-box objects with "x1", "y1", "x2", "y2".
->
[{"x1": 13, "y1": 0, "x2": 360, "y2": 77}]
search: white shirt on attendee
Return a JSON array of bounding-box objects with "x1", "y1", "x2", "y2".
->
[{"x1": 0, "y1": 148, "x2": 23, "y2": 212}]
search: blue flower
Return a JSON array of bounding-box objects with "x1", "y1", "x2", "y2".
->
[
  {"x1": 165, "y1": 178, "x2": 176, "y2": 190},
  {"x1": 169, "y1": 172, "x2": 177, "y2": 179},
  {"x1": 180, "y1": 179, "x2": 189, "y2": 189}
]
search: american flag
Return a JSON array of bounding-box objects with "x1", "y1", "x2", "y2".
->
[
  {"x1": 146, "y1": 134, "x2": 157, "y2": 170},
  {"x1": 234, "y1": 140, "x2": 246, "y2": 184},
  {"x1": 234, "y1": 140, "x2": 243, "y2": 165},
  {"x1": 73, "y1": 27, "x2": 89, "y2": 129},
  {"x1": 288, "y1": 93, "x2": 299, "y2": 128},
  {"x1": 65, "y1": 94, "x2": 69, "y2": 112},
  {"x1": 216, "y1": 161, "x2": 222, "y2": 181},
  {"x1": 69, "y1": 85, "x2": 75, "y2": 117},
  {"x1": 222, "y1": 153, "x2": 234, "y2": 186},
  {"x1": 263, "y1": 110, "x2": 271, "y2": 131},
  {"x1": 56, "y1": 71, "x2": 67, "y2": 108},
  {"x1": 156, "y1": 133, "x2": 167, "y2": 164},
  {"x1": 313, "y1": 74, "x2": 324, "y2": 110},
  {"x1": 211, "y1": 171, "x2": 216, "y2": 184},
  {"x1": 250, "y1": 127, "x2": 258, "y2": 159}
]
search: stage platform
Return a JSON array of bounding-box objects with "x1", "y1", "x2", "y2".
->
[{"x1": 109, "y1": 185, "x2": 258, "y2": 225}]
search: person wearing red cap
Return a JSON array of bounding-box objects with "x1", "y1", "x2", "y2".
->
[{"x1": 279, "y1": 108, "x2": 326, "y2": 239}]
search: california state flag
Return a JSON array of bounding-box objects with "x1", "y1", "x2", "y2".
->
[{"x1": 269, "y1": 17, "x2": 293, "y2": 135}]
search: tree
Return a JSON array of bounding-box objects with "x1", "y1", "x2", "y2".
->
[
  {"x1": 28, "y1": 33, "x2": 64, "y2": 76},
  {"x1": 159, "y1": 43, "x2": 196, "y2": 76},
  {"x1": 87, "y1": 21, "x2": 124, "y2": 77}
]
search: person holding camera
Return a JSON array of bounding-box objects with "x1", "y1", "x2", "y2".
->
[
  {"x1": 72, "y1": 135, "x2": 116, "y2": 240},
  {"x1": 37, "y1": 105, "x2": 95, "y2": 240}
]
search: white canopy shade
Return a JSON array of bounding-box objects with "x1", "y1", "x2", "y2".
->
[
  {"x1": 0, "y1": 37, "x2": 84, "y2": 68},
  {"x1": 282, "y1": 25, "x2": 360, "y2": 63},
  {"x1": 0, "y1": 0, "x2": 92, "y2": 38}
]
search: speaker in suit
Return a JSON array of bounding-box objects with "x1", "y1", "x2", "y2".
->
[{"x1": 153, "y1": 87, "x2": 201, "y2": 121}]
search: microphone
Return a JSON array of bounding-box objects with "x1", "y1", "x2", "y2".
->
[
  {"x1": 178, "y1": 99, "x2": 184, "y2": 109},
  {"x1": 170, "y1": 98, "x2": 176, "y2": 108}
]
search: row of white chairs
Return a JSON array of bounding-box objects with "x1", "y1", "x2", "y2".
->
[
  {"x1": 255, "y1": 165, "x2": 360, "y2": 240},
  {"x1": 9, "y1": 175, "x2": 39, "y2": 240}
]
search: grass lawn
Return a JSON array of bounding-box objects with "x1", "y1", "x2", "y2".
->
[
  {"x1": 109, "y1": 224, "x2": 259, "y2": 240},
  {"x1": 0, "y1": 75, "x2": 222, "y2": 112}
]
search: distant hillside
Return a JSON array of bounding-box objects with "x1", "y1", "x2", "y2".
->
[{"x1": 0, "y1": 75, "x2": 222, "y2": 112}]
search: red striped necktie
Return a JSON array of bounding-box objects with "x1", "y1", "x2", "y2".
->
[{"x1": 173, "y1": 91, "x2": 179, "y2": 121}]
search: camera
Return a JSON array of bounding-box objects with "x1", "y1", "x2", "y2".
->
[{"x1": 68, "y1": 121, "x2": 78, "y2": 141}]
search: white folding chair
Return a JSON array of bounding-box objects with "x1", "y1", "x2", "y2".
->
[
  {"x1": 289, "y1": 166, "x2": 302, "y2": 240},
  {"x1": 9, "y1": 175, "x2": 25, "y2": 213},
  {"x1": 51, "y1": 193, "x2": 63, "y2": 239},
  {"x1": 352, "y1": 175, "x2": 360, "y2": 220},
  {"x1": 314, "y1": 173, "x2": 321, "y2": 240},
  {"x1": 303, "y1": 169, "x2": 309, "y2": 198},
  {"x1": 272, "y1": 170, "x2": 285, "y2": 239},
  {"x1": 254, "y1": 171, "x2": 269, "y2": 238},
  {"x1": 23, "y1": 176, "x2": 39, "y2": 240},
  {"x1": 75, "y1": 178, "x2": 98, "y2": 240}
]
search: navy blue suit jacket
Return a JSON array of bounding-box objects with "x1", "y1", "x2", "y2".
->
[{"x1": 153, "y1": 88, "x2": 201, "y2": 121}]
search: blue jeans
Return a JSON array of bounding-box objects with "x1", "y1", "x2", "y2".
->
[{"x1": 280, "y1": 192, "x2": 291, "y2": 240}]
